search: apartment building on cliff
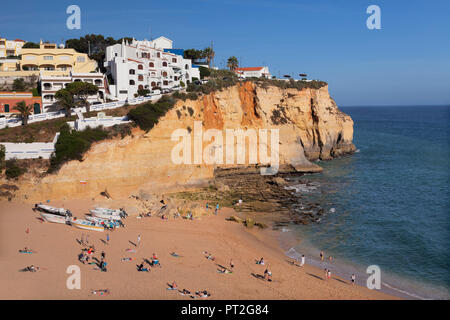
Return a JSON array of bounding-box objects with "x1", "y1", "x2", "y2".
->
[
  {"x1": 234, "y1": 66, "x2": 271, "y2": 79},
  {"x1": 0, "y1": 40, "x2": 97, "y2": 76},
  {"x1": 104, "y1": 36, "x2": 200, "y2": 100},
  {"x1": 0, "y1": 38, "x2": 26, "y2": 58},
  {"x1": 40, "y1": 71, "x2": 106, "y2": 112}
]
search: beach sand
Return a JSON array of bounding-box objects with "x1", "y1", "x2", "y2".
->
[{"x1": 0, "y1": 199, "x2": 396, "y2": 300}]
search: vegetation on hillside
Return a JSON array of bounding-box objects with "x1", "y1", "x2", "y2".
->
[
  {"x1": 48, "y1": 124, "x2": 109, "y2": 173},
  {"x1": 127, "y1": 95, "x2": 176, "y2": 131}
]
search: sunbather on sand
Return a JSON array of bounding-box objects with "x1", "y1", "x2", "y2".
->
[
  {"x1": 264, "y1": 267, "x2": 272, "y2": 281},
  {"x1": 218, "y1": 268, "x2": 232, "y2": 274},
  {"x1": 20, "y1": 265, "x2": 40, "y2": 272},
  {"x1": 167, "y1": 281, "x2": 178, "y2": 290},
  {"x1": 256, "y1": 257, "x2": 265, "y2": 265},
  {"x1": 196, "y1": 290, "x2": 211, "y2": 298},
  {"x1": 179, "y1": 289, "x2": 191, "y2": 295},
  {"x1": 137, "y1": 263, "x2": 149, "y2": 272}
]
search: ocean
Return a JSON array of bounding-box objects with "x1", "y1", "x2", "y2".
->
[{"x1": 282, "y1": 105, "x2": 450, "y2": 299}]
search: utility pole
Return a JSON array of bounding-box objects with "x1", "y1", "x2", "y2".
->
[{"x1": 88, "y1": 41, "x2": 91, "y2": 56}]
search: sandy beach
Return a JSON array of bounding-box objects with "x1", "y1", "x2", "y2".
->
[{"x1": 0, "y1": 199, "x2": 396, "y2": 300}]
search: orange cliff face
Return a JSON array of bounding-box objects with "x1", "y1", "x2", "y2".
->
[{"x1": 17, "y1": 82, "x2": 355, "y2": 201}]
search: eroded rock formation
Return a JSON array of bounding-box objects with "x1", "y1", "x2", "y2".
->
[{"x1": 18, "y1": 82, "x2": 355, "y2": 200}]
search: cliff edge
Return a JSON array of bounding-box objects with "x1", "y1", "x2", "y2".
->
[{"x1": 18, "y1": 81, "x2": 355, "y2": 200}]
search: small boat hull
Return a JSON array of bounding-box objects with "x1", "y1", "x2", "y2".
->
[
  {"x1": 91, "y1": 210, "x2": 122, "y2": 221},
  {"x1": 40, "y1": 213, "x2": 70, "y2": 224},
  {"x1": 72, "y1": 219, "x2": 104, "y2": 232},
  {"x1": 35, "y1": 204, "x2": 70, "y2": 216}
]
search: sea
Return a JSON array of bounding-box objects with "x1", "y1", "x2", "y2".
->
[{"x1": 281, "y1": 105, "x2": 450, "y2": 299}]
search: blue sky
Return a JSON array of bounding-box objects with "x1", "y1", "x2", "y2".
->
[{"x1": 1, "y1": 0, "x2": 449, "y2": 106}]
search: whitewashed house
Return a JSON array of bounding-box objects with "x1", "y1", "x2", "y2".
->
[
  {"x1": 104, "y1": 36, "x2": 200, "y2": 100},
  {"x1": 234, "y1": 66, "x2": 271, "y2": 79},
  {"x1": 40, "y1": 71, "x2": 106, "y2": 112}
]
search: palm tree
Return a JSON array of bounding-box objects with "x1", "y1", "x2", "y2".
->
[
  {"x1": 55, "y1": 88, "x2": 75, "y2": 118},
  {"x1": 202, "y1": 47, "x2": 215, "y2": 68},
  {"x1": 227, "y1": 56, "x2": 239, "y2": 71},
  {"x1": 14, "y1": 101, "x2": 33, "y2": 125}
]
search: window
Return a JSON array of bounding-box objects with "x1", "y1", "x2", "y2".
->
[
  {"x1": 163, "y1": 81, "x2": 168, "y2": 86},
  {"x1": 129, "y1": 80, "x2": 135, "y2": 85},
  {"x1": 138, "y1": 85, "x2": 144, "y2": 90},
  {"x1": 149, "y1": 62, "x2": 154, "y2": 68},
  {"x1": 95, "y1": 79, "x2": 103, "y2": 86},
  {"x1": 25, "y1": 56, "x2": 36, "y2": 60},
  {"x1": 172, "y1": 58, "x2": 177, "y2": 63},
  {"x1": 162, "y1": 71, "x2": 167, "y2": 77},
  {"x1": 162, "y1": 61, "x2": 167, "y2": 67},
  {"x1": 43, "y1": 83, "x2": 52, "y2": 90},
  {"x1": 157, "y1": 52, "x2": 161, "y2": 58},
  {"x1": 77, "y1": 56, "x2": 85, "y2": 63},
  {"x1": 119, "y1": 90, "x2": 128, "y2": 94},
  {"x1": 129, "y1": 69, "x2": 135, "y2": 75},
  {"x1": 185, "y1": 64, "x2": 189, "y2": 70},
  {"x1": 138, "y1": 75, "x2": 144, "y2": 81},
  {"x1": 59, "y1": 56, "x2": 70, "y2": 60},
  {"x1": 138, "y1": 64, "x2": 143, "y2": 70},
  {"x1": 43, "y1": 56, "x2": 53, "y2": 60},
  {"x1": 4, "y1": 104, "x2": 9, "y2": 112},
  {"x1": 151, "y1": 82, "x2": 156, "y2": 87}
]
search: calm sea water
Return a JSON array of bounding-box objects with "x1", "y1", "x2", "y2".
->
[{"x1": 284, "y1": 105, "x2": 450, "y2": 299}]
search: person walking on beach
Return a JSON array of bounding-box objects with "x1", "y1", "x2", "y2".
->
[
  {"x1": 206, "y1": 203, "x2": 209, "y2": 211},
  {"x1": 106, "y1": 233, "x2": 110, "y2": 245},
  {"x1": 215, "y1": 203, "x2": 219, "y2": 215},
  {"x1": 327, "y1": 269, "x2": 331, "y2": 279},
  {"x1": 324, "y1": 268, "x2": 328, "y2": 280},
  {"x1": 230, "y1": 259, "x2": 234, "y2": 271},
  {"x1": 351, "y1": 274, "x2": 355, "y2": 285},
  {"x1": 300, "y1": 254, "x2": 305, "y2": 267},
  {"x1": 137, "y1": 234, "x2": 141, "y2": 247},
  {"x1": 101, "y1": 251, "x2": 105, "y2": 261},
  {"x1": 320, "y1": 250, "x2": 324, "y2": 261}
]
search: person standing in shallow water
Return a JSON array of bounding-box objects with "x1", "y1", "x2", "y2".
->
[
  {"x1": 300, "y1": 254, "x2": 305, "y2": 267},
  {"x1": 320, "y1": 251, "x2": 324, "y2": 261}
]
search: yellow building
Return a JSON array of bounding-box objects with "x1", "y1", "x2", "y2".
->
[
  {"x1": 0, "y1": 41, "x2": 98, "y2": 76},
  {"x1": 0, "y1": 38, "x2": 25, "y2": 58}
]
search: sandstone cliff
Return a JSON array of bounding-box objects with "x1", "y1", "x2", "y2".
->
[{"x1": 18, "y1": 82, "x2": 355, "y2": 200}]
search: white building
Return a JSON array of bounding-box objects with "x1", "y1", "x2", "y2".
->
[
  {"x1": 0, "y1": 38, "x2": 26, "y2": 58},
  {"x1": 40, "y1": 71, "x2": 106, "y2": 112},
  {"x1": 104, "y1": 36, "x2": 200, "y2": 100},
  {"x1": 234, "y1": 66, "x2": 271, "y2": 79}
]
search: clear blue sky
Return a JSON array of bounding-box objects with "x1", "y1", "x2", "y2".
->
[{"x1": 1, "y1": 0, "x2": 449, "y2": 106}]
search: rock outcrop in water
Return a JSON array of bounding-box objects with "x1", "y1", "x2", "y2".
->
[{"x1": 17, "y1": 81, "x2": 355, "y2": 201}]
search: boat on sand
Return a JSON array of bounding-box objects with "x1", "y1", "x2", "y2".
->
[
  {"x1": 71, "y1": 218, "x2": 104, "y2": 232},
  {"x1": 40, "y1": 212, "x2": 72, "y2": 224}
]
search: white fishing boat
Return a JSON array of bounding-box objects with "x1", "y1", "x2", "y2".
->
[
  {"x1": 71, "y1": 218, "x2": 104, "y2": 232},
  {"x1": 90, "y1": 209, "x2": 123, "y2": 220},
  {"x1": 40, "y1": 213, "x2": 71, "y2": 224},
  {"x1": 34, "y1": 204, "x2": 72, "y2": 216},
  {"x1": 86, "y1": 216, "x2": 123, "y2": 228},
  {"x1": 94, "y1": 207, "x2": 128, "y2": 217}
]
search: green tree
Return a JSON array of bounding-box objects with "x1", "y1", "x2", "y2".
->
[
  {"x1": 184, "y1": 49, "x2": 204, "y2": 61},
  {"x1": 12, "y1": 78, "x2": 26, "y2": 91},
  {"x1": 22, "y1": 42, "x2": 40, "y2": 48},
  {"x1": 55, "y1": 88, "x2": 75, "y2": 117},
  {"x1": 202, "y1": 47, "x2": 215, "y2": 68},
  {"x1": 14, "y1": 101, "x2": 33, "y2": 125},
  {"x1": 199, "y1": 66, "x2": 211, "y2": 79},
  {"x1": 227, "y1": 56, "x2": 239, "y2": 71},
  {"x1": 66, "y1": 82, "x2": 99, "y2": 113}
]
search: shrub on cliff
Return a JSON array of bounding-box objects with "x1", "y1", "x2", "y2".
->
[
  {"x1": 48, "y1": 124, "x2": 108, "y2": 173},
  {"x1": 127, "y1": 95, "x2": 176, "y2": 131},
  {"x1": 0, "y1": 145, "x2": 5, "y2": 171},
  {"x1": 5, "y1": 159, "x2": 27, "y2": 180},
  {"x1": 252, "y1": 78, "x2": 328, "y2": 90}
]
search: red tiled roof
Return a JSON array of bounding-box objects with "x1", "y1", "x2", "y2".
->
[
  {"x1": 127, "y1": 58, "x2": 143, "y2": 64},
  {"x1": 235, "y1": 67, "x2": 264, "y2": 71},
  {"x1": 15, "y1": 39, "x2": 26, "y2": 42}
]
